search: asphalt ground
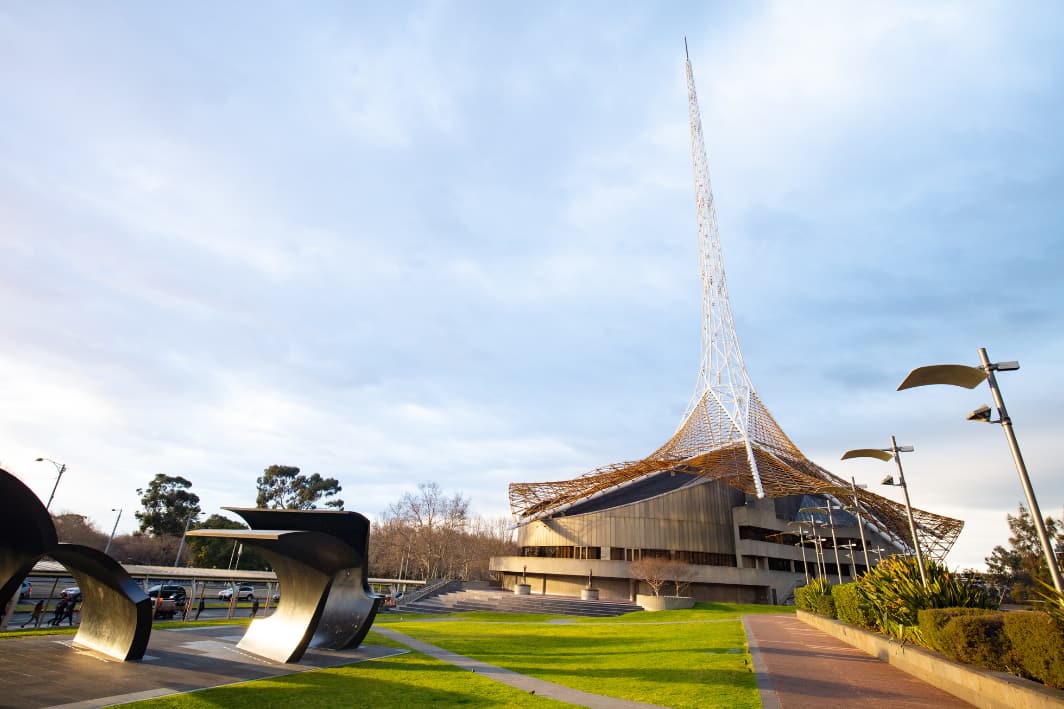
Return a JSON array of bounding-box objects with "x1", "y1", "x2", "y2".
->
[{"x1": 0, "y1": 625, "x2": 404, "y2": 709}]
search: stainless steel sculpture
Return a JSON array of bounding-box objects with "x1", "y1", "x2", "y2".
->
[
  {"x1": 188, "y1": 507, "x2": 382, "y2": 664},
  {"x1": 0, "y1": 467, "x2": 152, "y2": 661}
]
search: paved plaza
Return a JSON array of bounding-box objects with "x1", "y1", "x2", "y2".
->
[{"x1": 0, "y1": 614, "x2": 982, "y2": 709}]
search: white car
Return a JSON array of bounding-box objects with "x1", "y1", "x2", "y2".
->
[{"x1": 218, "y1": 585, "x2": 255, "y2": 601}]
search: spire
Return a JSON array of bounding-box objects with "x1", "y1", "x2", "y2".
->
[{"x1": 680, "y1": 51, "x2": 765, "y2": 497}]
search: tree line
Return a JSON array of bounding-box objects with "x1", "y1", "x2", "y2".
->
[{"x1": 50, "y1": 468, "x2": 515, "y2": 580}]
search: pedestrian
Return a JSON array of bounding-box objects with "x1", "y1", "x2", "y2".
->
[
  {"x1": 62, "y1": 600, "x2": 76, "y2": 626},
  {"x1": 250, "y1": 598, "x2": 259, "y2": 618},
  {"x1": 51, "y1": 598, "x2": 67, "y2": 626},
  {"x1": 23, "y1": 599, "x2": 45, "y2": 627},
  {"x1": 195, "y1": 597, "x2": 205, "y2": 621}
]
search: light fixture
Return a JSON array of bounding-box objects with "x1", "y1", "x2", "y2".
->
[{"x1": 897, "y1": 346, "x2": 1062, "y2": 594}]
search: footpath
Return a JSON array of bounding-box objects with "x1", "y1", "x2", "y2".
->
[{"x1": 743, "y1": 614, "x2": 972, "y2": 708}]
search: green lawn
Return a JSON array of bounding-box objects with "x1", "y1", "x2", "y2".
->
[
  {"x1": 116, "y1": 629, "x2": 572, "y2": 708},
  {"x1": 103, "y1": 602, "x2": 792, "y2": 708},
  {"x1": 387, "y1": 604, "x2": 784, "y2": 708}
]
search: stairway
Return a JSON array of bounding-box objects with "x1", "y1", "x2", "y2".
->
[{"x1": 397, "y1": 585, "x2": 643, "y2": 617}]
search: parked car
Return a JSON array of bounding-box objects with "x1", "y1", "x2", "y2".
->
[
  {"x1": 147, "y1": 584, "x2": 188, "y2": 605},
  {"x1": 218, "y1": 585, "x2": 255, "y2": 601},
  {"x1": 61, "y1": 587, "x2": 82, "y2": 602},
  {"x1": 19, "y1": 580, "x2": 32, "y2": 600},
  {"x1": 152, "y1": 598, "x2": 177, "y2": 620}
]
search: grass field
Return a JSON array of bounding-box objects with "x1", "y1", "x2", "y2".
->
[{"x1": 111, "y1": 602, "x2": 790, "y2": 708}]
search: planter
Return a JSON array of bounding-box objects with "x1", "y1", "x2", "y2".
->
[
  {"x1": 581, "y1": 588, "x2": 600, "y2": 600},
  {"x1": 514, "y1": 583, "x2": 531, "y2": 595},
  {"x1": 636, "y1": 594, "x2": 695, "y2": 611}
]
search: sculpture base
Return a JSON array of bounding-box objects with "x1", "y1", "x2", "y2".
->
[
  {"x1": 581, "y1": 588, "x2": 600, "y2": 600},
  {"x1": 514, "y1": 583, "x2": 532, "y2": 595},
  {"x1": 635, "y1": 594, "x2": 695, "y2": 611}
]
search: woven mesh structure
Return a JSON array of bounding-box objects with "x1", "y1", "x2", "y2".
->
[{"x1": 508, "y1": 51, "x2": 963, "y2": 562}]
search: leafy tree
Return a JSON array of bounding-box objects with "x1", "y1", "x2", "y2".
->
[
  {"x1": 185, "y1": 514, "x2": 270, "y2": 570},
  {"x1": 135, "y1": 474, "x2": 201, "y2": 536},
  {"x1": 985, "y1": 505, "x2": 1062, "y2": 603},
  {"x1": 255, "y1": 465, "x2": 343, "y2": 510}
]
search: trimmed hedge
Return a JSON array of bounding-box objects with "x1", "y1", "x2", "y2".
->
[
  {"x1": 917, "y1": 607, "x2": 993, "y2": 654},
  {"x1": 795, "y1": 578, "x2": 834, "y2": 617},
  {"x1": 1003, "y1": 611, "x2": 1064, "y2": 689},
  {"x1": 832, "y1": 583, "x2": 873, "y2": 629}
]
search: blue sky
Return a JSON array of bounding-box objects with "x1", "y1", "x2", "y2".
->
[{"x1": 2, "y1": 2, "x2": 1062, "y2": 571}]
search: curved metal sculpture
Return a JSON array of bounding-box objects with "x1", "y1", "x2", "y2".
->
[
  {"x1": 188, "y1": 507, "x2": 381, "y2": 664},
  {"x1": 507, "y1": 50, "x2": 964, "y2": 561},
  {"x1": 50, "y1": 544, "x2": 152, "y2": 661},
  {"x1": 0, "y1": 467, "x2": 153, "y2": 661},
  {"x1": 0, "y1": 467, "x2": 58, "y2": 612}
]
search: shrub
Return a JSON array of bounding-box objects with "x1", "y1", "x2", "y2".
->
[
  {"x1": 937, "y1": 612, "x2": 1009, "y2": 671},
  {"x1": 795, "y1": 577, "x2": 834, "y2": 617},
  {"x1": 857, "y1": 556, "x2": 995, "y2": 639},
  {"x1": 832, "y1": 583, "x2": 873, "y2": 628},
  {"x1": 1003, "y1": 611, "x2": 1064, "y2": 689},
  {"x1": 917, "y1": 607, "x2": 993, "y2": 653}
]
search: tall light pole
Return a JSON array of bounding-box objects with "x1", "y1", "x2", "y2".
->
[
  {"x1": 898, "y1": 347, "x2": 1064, "y2": 594},
  {"x1": 842, "y1": 438, "x2": 928, "y2": 587},
  {"x1": 173, "y1": 512, "x2": 196, "y2": 568},
  {"x1": 104, "y1": 508, "x2": 122, "y2": 555},
  {"x1": 801, "y1": 505, "x2": 844, "y2": 584},
  {"x1": 34, "y1": 457, "x2": 67, "y2": 510}
]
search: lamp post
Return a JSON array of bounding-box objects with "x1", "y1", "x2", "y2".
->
[
  {"x1": 869, "y1": 547, "x2": 886, "y2": 565},
  {"x1": 846, "y1": 477, "x2": 873, "y2": 572},
  {"x1": 801, "y1": 505, "x2": 844, "y2": 584},
  {"x1": 34, "y1": 457, "x2": 67, "y2": 510},
  {"x1": 788, "y1": 521, "x2": 815, "y2": 582},
  {"x1": 842, "y1": 438, "x2": 928, "y2": 587},
  {"x1": 173, "y1": 512, "x2": 196, "y2": 568},
  {"x1": 104, "y1": 508, "x2": 122, "y2": 555},
  {"x1": 839, "y1": 542, "x2": 858, "y2": 580},
  {"x1": 898, "y1": 347, "x2": 1064, "y2": 594}
]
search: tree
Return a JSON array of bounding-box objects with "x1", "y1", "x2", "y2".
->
[
  {"x1": 52, "y1": 513, "x2": 108, "y2": 549},
  {"x1": 255, "y1": 465, "x2": 343, "y2": 510},
  {"x1": 629, "y1": 556, "x2": 673, "y2": 596},
  {"x1": 135, "y1": 474, "x2": 201, "y2": 536},
  {"x1": 185, "y1": 514, "x2": 270, "y2": 570},
  {"x1": 382, "y1": 482, "x2": 469, "y2": 580},
  {"x1": 985, "y1": 505, "x2": 1062, "y2": 603}
]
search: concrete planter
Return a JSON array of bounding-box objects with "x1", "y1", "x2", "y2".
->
[
  {"x1": 636, "y1": 594, "x2": 695, "y2": 611},
  {"x1": 797, "y1": 610, "x2": 1064, "y2": 709},
  {"x1": 581, "y1": 588, "x2": 600, "y2": 600},
  {"x1": 514, "y1": 583, "x2": 531, "y2": 595}
]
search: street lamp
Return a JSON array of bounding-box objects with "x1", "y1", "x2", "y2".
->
[
  {"x1": 104, "y1": 508, "x2": 122, "y2": 555},
  {"x1": 800, "y1": 504, "x2": 845, "y2": 584},
  {"x1": 842, "y1": 437, "x2": 928, "y2": 587},
  {"x1": 838, "y1": 542, "x2": 858, "y2": 580},
  {"x1": 869, "y1": 547, "x2": 886, "y2": 565},
  {"x1": 173, "y1": 512, "x2": 196, "y2": 568},
  {"x1": 845, "y1": 477, "x2": 872, "y2": 572},
  {"x1": 34, "y1": 457, "x2": 67, "y2": 510},
  {"x1": 897, "y1": 347, "x2": 1063, "y2": 594},
  {"x1": 789, "y1": 521, "x2": 823, "y2": 580}
]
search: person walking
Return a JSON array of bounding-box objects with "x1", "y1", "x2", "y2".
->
[
  {"x1": 50, "y1": 598, "x2": 67, "y2": 626},
  {"x1": 22, "y1": 599, "x2": 44, "y2": 627},
  {"x1": 250, "y1": 597, "x2": 259, "y2": 618},
  {"x1": 195, "y1": 597, "x2": 205, "y2": 621},
  {"x1": 62, "y1": 599, "x2": 77, "y2": 626}
]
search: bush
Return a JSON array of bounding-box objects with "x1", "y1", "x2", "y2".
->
[
  {"x1": 857, "y1": 556, "x2": 995, "y2": 639},
  {"x1": 1003, "y1": 611, "x2": 1064, "y2": 689},
  {"x1": 833, "y1": 583, "x2": 873, "y2": 628},
  {"x1": 936, "y1": 612, "x2": 1009, "y2": 671},
  {"x1": 795, "y1": 577, "x2": 834, "y2": 617},
  {"x1": 917, "y1": 607, "x2": 993, "y2": 654}
]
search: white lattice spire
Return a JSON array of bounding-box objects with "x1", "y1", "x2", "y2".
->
[{"x1": 680, "y1": 46, "x2": 765, "y2": 497}]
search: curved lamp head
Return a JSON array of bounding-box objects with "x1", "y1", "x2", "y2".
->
[
  {"x1": 897, "y1": 364, "x2": 987, "y2": 391},
  {"x1": 841, "y1": 448, "x2": 893, "y2": 462},
  {"x1": 967, "y1": 404, "x2": 994, "y2": 423}
]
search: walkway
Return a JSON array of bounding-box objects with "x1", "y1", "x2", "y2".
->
[
  {"x1": 374, "y1": 626, "x2": 666, "y2": 709},
  {"x1": 743, "y1": 614, "x2": 972, "y2": 708}
]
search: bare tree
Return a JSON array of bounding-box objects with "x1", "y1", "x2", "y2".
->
[{"x1": 629, "y1": 556, "x2": 673, "y2": 596}]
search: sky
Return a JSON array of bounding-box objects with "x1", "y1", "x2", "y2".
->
[{"x1": 2, "y1": 2, "x2": 1062, "y2": 572}]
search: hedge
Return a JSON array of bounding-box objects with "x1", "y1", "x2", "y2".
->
[
  {"x1": 917, "y1": 607, "x2": 993, "y2": 654},
  {"x1": 1003, "y1": 611, "x2": 1064, "y2": 689},
  {"x1": 795, "y1": 579, "x2": 835, "y2": 617},
  {"x1": 832, "y1": 583, "x2": 873, "y2": 629}
]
